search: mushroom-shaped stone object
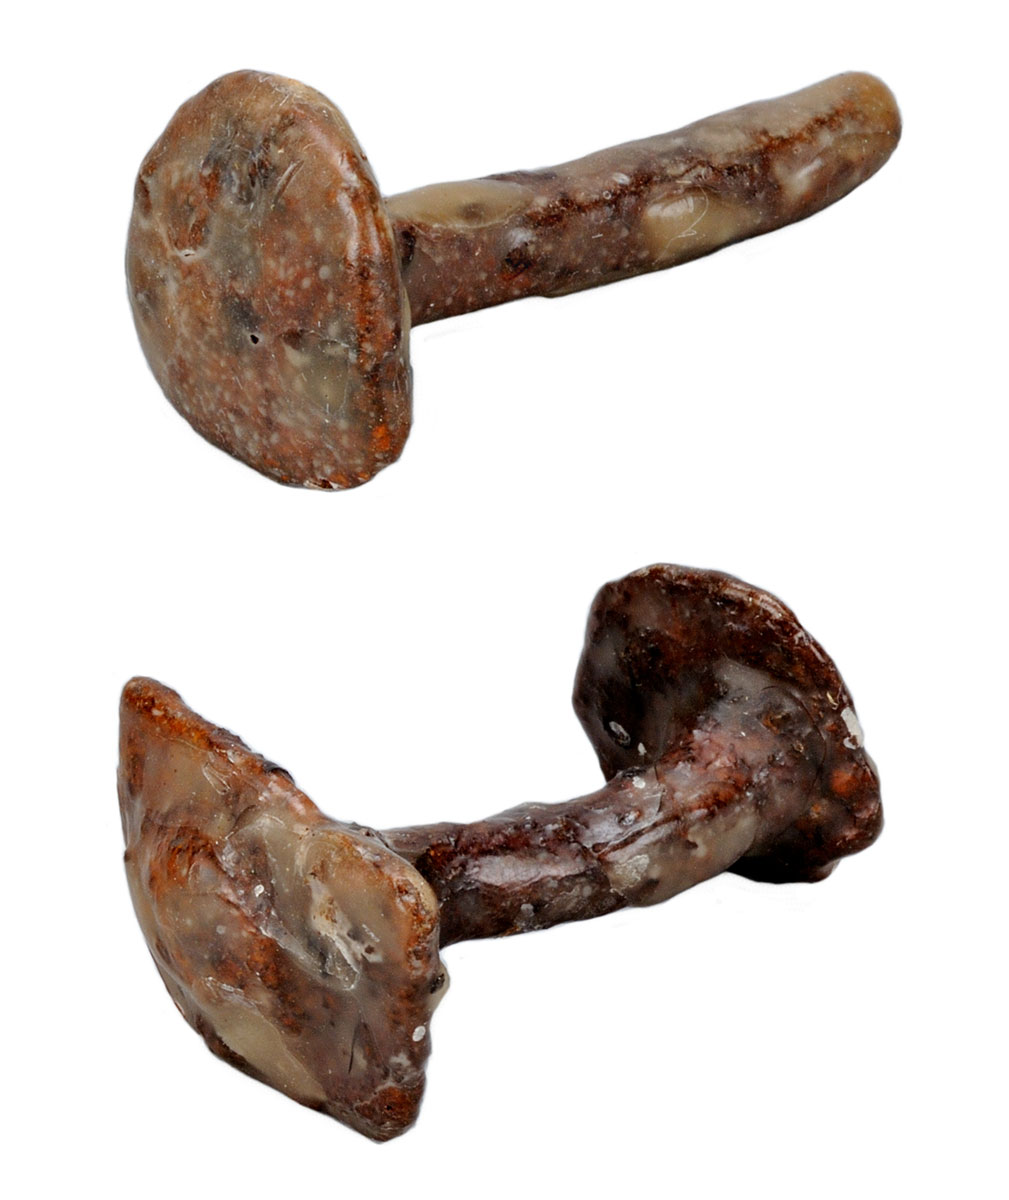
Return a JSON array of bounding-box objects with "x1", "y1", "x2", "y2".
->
[
  {"x1": 119, "y1": 566, "x2": 880, "y2": 1139},
  {"x1": 127, "y1": 72, "x2": 900, "y2": 488}
]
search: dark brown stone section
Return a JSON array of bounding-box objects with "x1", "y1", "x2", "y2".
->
[
  {"x1": 388, "y1": 565, "x2": 881, "y2": 940},
  {"x1": 571, "y1": 565, "x2": 882, "y2": 883}
]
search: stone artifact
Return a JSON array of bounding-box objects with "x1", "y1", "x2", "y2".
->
[
  {"x1": 127, "y1": 72, "x2": 900, "y2": 489},
  {"x1": 119, "y1": 565, "x2": 882, "y2": 1140}
]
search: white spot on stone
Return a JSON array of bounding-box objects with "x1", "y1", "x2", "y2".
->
[
  {"x1": 612, "y1": 172, "x2": 631, "y2": 185},
  {"x1": 282, "y1": 342, "x2": 313, "y2": 370},
  {"x1": 412, "y1": 1025, "x2": 426, "y2": 1042},
  {"x1": 215, "y1": 925, "x2": 226, "y2": 935},
  {"x1": 632, "y1": 775, "x2": 646, "y2": 790},
  {"x1": 253, "y1": 884, "x2": 265, "y2": 897},
  {"x1": 841, "y1": 706, "x2": 864, "y2": 749},
  {"x1": 782, "y1": 157, "x2": 823, "y2": 200},
  {"x1": 609, "y1": 720, "x2": 630, "y2": 745},
  {"x1": 318, "y1": 264, "x2": 332, "y2": 280},
  {"x1": 637, "y1": 742, "x2": 647, "y2": 756}
]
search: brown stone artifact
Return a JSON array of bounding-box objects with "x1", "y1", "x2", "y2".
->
[
  {"x1": 127, "y1": 72, "x2": 900, "y2": 488},
  {"x1": 119, "y1": 565, "x2": 882, "y2": 1140}
]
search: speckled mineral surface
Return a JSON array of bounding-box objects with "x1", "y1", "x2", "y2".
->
[
  {"x1": 119, "y1": 568, "x2": 881, "y2": 1139},
  {"x1": 119, "y1": 679, "x2": 446, "y2": 1141},
  {"x1": 127, "y1": 72, "x2": 899, "y2": 487}
]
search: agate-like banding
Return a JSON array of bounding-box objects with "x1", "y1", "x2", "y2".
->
[
  {"x1": 119, "y1": 679, "x2": 445, "y2": 1141},
  {"x1": 126, "y1": 72, "x2": 411, "y2": 489}
]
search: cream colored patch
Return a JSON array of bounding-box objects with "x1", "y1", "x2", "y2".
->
[
  {"x1": 388, "y1": 178, "x2": 534, "y2": 230},
  {"x1": 841, "y1": 706, "x2": 865, "y2": 749},
  {"x1": 642, "y1": 191, "x2": 757, "y2": 266},
  {"x1": 609, "y1": 720, "x2": 630, "y2": 744},
  {"x1": 607, "y1": 853, "x2": 650, "y2": 893},
  {"x1": 774, "y1": 155, "x2": 824, "y2": 202},
  {"x1": 281, "y1": 339, "x2": 352, "y2": 420},
  {"x1": 207, "y1": 993, "x2": 327, "y2": 1104}
]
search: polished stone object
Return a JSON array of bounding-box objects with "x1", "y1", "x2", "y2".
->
[
  {"x1": 118, "y1": 681, "x2": 446, "y2": 1141},
  {"x1": 388, "y1": 565, "x2": 882, "y2": 941},
  {"x1": 119, "y1": 566, "x2": 881, "y2": 1139},
  {"x1": 127, "y1": 73, "x2": 410, "y2": 491},
  {"x1": 127, "y1": 73, "x2": 900, "y2": 488}
]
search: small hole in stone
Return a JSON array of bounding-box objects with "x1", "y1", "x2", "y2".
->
[{"x1": 249, "y1": 334, "x2": 260, "y2": 344}]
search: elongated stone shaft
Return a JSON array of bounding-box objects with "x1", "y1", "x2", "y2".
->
[
  {"x1": 389, "y1": 72, "x2": 899, "y2": 324},
  {"x1": 386, "y1": 662, "x2": 824, "y2": 945}
]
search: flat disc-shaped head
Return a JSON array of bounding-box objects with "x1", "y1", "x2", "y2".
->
[
  {"x1": 573, "y1": 565, "x2": 882, "y2": 880},
  {"x1": 127, "y1": 71, "x2": 411, "y2": 488},
  {"x1": 118, "y1": 679, "x2": 447, "y2": 1141}
]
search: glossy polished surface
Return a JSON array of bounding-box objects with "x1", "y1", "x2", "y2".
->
[
  {"x1": 119, "y1": 567, "x2": 881, "y2": 1139},
  {"x1": 128, "y1": 72, "x2": 899, "y2": 488},
  {"x1": 127, "y1": 72, "x2": 411, "y2": 489},
  {"x1": 119, "y1": 679, "x2": 445, "y2": 1141},
  {"x1": 390, "y1": 564, "x2": 882, "y2": 940}
]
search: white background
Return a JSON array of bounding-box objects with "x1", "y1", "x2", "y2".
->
[{"x1": 5, "y1": 2, "x2": 1005, "y2": 1196}]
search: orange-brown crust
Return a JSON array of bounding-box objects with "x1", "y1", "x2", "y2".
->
[
  {"x1": 119, "y1": 678, "x2": 446, "y2": 1141},
  {"x1": 127, "y1": 72, "x2": 411, "y2": 489}
]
